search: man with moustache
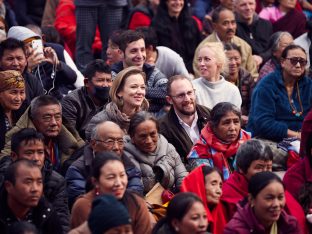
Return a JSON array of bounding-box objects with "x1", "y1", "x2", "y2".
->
[
  {"x1": 0, "y1": 159, "x2": 63, "y2": 233},
  {"x1": 159, "y1": 75, "x2": 210, "y2": 164},
  {"x1": 193, "y1": 6, "x2": 259, "y2": 80},
  {"x1": 111, "y1": 30, "x2": 168, "y2": 114}
]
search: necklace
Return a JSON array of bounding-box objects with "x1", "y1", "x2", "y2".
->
[{"x1": 287, "y1": 82, "x2": 303, "y2": 117}]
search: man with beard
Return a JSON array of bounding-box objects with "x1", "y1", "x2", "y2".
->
[
  {"x1": 159, "y1": 75, "x2": 210, "y2": 164},
  {"x1": 61, "y1": 60, "x2": 112, "y2": 140},
  {"x1": 193, "y1": 6, "x2": 259, "y2": 80}
]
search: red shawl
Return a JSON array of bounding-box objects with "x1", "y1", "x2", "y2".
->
[{"x1": 180, "y1": 165, "x2": 228, "y2": 234}]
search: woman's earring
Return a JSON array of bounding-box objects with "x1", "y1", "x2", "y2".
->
[{"x1": 95, "y1": 187, "x2": 100, "y2": 196}]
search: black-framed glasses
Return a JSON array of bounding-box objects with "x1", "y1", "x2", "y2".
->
[
  {"x1": 285, "y1": 57, "x2": 307, "y2": 67},
  {"x1": 170, "y1": 89, "x2": 196, "y2": 101},
  {"x1": 95, "y1": 138, "x2": 124, "y2": 147}
]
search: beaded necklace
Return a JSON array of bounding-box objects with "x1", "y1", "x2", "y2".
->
[{"x1": 287, "y1": 82, "x2": 303, "y2": 117}]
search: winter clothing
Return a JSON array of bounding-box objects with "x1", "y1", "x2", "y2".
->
[
  {"x1": 13, "y1": 0, "x2": 46, "y2": 26},
  {"x1": 258, "y1": 57, "x2": 280, "y2": 80},
  {"x1": 125, "y1": 4, "x2": 153, "y2": 30},
  {"x1": 300, "y1": 108, "x2": 312, "y2": 157},
  {"x1": 188, "y1": 124, "x2": 251, "y2": 180},
  {"x1": 159, "y1": 104, "x2": 210, "y2": 161},
  {"x1": 181, "y1": 165, "x2": 228, "y2": 234},
  {"x1": 124, "y1": 134, "x2": 188, "y2": 194},
  {"x1": 247, "y1": 68, "x2": 312, "y2": 141}
]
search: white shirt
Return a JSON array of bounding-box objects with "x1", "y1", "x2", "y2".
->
[{"x1": 175, "y1": 110, "x2": 200, "y2": 144}]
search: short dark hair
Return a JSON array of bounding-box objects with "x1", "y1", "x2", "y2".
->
[
  {"x1": 210, "y1": 102, "x2": 241, "y2": 128},
  {"x1": 83, "y1": 59, "x2": 111, "y2": 80},
  {"x1": 167, "y1": 75, "x2": 191, "y2": 95},
  {"x1": 224, "y1": 42, "x2": 242, "y2": 56},
  {"x1": 11, "y1": 128, "x2": 45, "y2": 154},
  {"x1": 4, "y1": 159, "x2": 40, "y2": 185},
  {"x1": 0, "y1": 38, "x2": 26, "y2": 59},
  {"x1": 109, "y1": 29, "x2": 126, "y2": 47},
  {"x1": 211, "y1": 6, "x2": 230, "y2": 23},
  {"x1": 128, "y1": 111, "x2": 159, "y2": 137},
  {"x1": 8, "y1": 221, "x2": 38, "y2": 234},
  {"x1": 236, "y1": 139, "x2": 273, "y2": 174},
  {"x1": 30, "y1": 95, "x2": 61, "y2": 120},
  {"x1": 281, "y1": 44, "x2": 306, "y2": 59},
  {"x1": 135, "y1": 27, "x2": 158, "y2": 50},
  {"x1": 118, "y1": 30, "x2": 145, "y2": 53},
  {"x1": 202, "y1": 166, "x2": 223, "y2": 181}
]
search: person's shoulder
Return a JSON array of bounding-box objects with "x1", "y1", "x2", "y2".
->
[{"x1": 233, "y1": 36, "x2": 252, "y2": 51}]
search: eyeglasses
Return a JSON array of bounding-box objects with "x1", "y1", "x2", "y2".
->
[
  {"x1": 95, "y1": 138, "x2": 124, "y2": 147},
  {"x1": 170, "y1": 89, "x2": 195, "y2": 101},
  {"x1": 285, "y1": 57, "x2": 307, "y2": 67}
]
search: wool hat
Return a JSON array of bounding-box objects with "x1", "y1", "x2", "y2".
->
[
  {"x1": 8, "y1": 26, "x2": 41, "y2": 42},
  {"x1": 88, "y1": 194, "x2": 131, "y2": 234}
]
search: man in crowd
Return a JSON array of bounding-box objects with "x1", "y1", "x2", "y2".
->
[
  {"x1": 62, "y1": 59, "x2": 112, "y2": 140},
  {"x1": 65, "y1": 121, "x2": 143, "y2": 207},
  {"x1": 159, "y1": 75, "x2": 210, "y2": 164},
  {"x1": 1, "y1": 95, "x2": 84, "y2": 170},
  {"x1": 0, "y1": 128, "x2": 69, "y2": 232},
  {"x1": 111, "y1": 30, "x2": 168, "y2": 114},
  {"x1": 193, "y1": 6, "x2": 258, "y2": 80},
  {"x1": 0, "y1": 159, "x2": 63, "y2": 233},
  {"x1": 0, "y1": 38, "x2": 44, "y2": 106}
]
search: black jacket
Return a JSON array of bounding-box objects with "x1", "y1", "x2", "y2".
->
[{"x1": 0, "y1": 156, "x2": 70, "y2": 233}]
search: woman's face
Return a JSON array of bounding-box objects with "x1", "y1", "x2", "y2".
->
[
  {"x1": 173, "y1": 201, "x2": 208, "y2": 234},
  {"x1": 250, "y1": 181, "x2": 285, "y2": 228},
  {"x1": 166, "y1": 0, "x2": 184, "y2": 17},
  {"x1": 213, "y1": 111, "x2": 241, "y2": 143},
  {"x1": 95, "y1": 160, "x2": 128, "y2": 199},
  {"x1": 273, "y1": 34, "x2": 293, "y2": 60},
  {"x1": 0, "y1": 87, "x2": 25, "y2": 111},
  {"x1": 117, "y1": 74, "x2": 146, "y2": 110},
  {"x1": 279, "y1": 0, "x2": 296, "y2": 11},
  {"x1": 131, "y1": 120, "x2": 158, "y2": 153},
  {"x1": 226, "y1": 49, "x2": 242, "y2": 77},
  {"x1": 104, "y1": 224, "x2": 133, "y2": 234},
  {"x1": 198, "y1": 47, "x2": 220, "y2": 81},
  {"x1": 205, "y1": 171, "x2": 223, "y2": 205}
]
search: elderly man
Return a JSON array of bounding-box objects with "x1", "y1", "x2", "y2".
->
[
  {"x1": 65, "y1": 121, "x2": 143, "y2": 207},
  {"x1": 0, "y1": 159, "x2": 63, "y2": 233},
  {"x1": 159, "y1": 75, "x2": 210, "y2": 163},
  {"x1": 193, "y1": 6, "x2": 258, "y2": 80},
  {"x1": 0, "y1": 95, "x2": 84, "y2": 170}
]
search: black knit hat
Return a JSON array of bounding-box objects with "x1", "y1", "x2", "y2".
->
[{"x1": 88, "y1": 194, "x2": 131, "y2": 234}]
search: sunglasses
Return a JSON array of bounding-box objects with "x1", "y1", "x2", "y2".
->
[{"x1": 285, "y1": 57, "x2": 307, "y2": 67}]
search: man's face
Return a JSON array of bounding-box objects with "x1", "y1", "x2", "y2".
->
[
  {"x1": 13, "y1": 140, "x2": 45, "y2": 170},
  {"x1": 213, "y1": 9, "x2": 237, "y2": 42},
  {"x1": 0, "y1": 48, "x2": 27, "y2": 73},
  {"x1": 166, "y1": 78, "x2": 196, "y2": 116},
  {"x1": 32, "y1": 104, "x2": 62, "y2": 138},
  {"x1": 106, "y1": 40, "x2": 123, "y2": 66},
  {"x1": 5, "y1": 164, "x2": 43, "y2": 209},
  {"x1": 281, "y1": 48, "x2": 307, "y2": 79},
  {"x1": 235, "y1": 0, "x2": 256, "y2": 24},
  {"x1": 123, "y1": 39, "x2": 146, "y2": 68},
  {"x1": 87, "y1": 71, "x2": 112, "y2": 89}
]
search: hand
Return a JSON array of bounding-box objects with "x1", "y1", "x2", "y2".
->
[
  {"x1": 252, "y1": 55, "x2": 263, "y2": 68},
  {"x1": 27, "y1": 48, "x2": 45, "y2": 72},
  {"x1": 43, "y1": 47, "x2": 60, "y2": 67}
]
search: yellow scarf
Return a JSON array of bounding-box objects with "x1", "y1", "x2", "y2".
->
[{"x1": 270, "y1": 222, "x2": 278, "y2": 234}]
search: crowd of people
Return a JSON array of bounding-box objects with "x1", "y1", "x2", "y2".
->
[{"x1": 0, "y1": 0, "x2": 311, "y2": 233}]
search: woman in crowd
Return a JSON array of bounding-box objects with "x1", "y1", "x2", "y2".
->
[
  {"x1": 0, "y1": 70, "x2": 26, "y2": 151},
  {"x1": 192, "y1": 42, "x2": 242, "y2": 110},
  {"x1": 187, "y1": 102, "x2": 250, "y2": 179},
  {"x1": 259, "y1": 31, "x2": 293, "y2": 80},
  {"x1": 124, "y1": 111, "x2": 187, "y2": 194},
  {"x1": 223, "y1": 43, "x2": 254, "y2": 125},
  {"x1": 152, "y1": 192, "x2": 208, "y2": 234},
  {"x1": 259, "y1": 0, "x2": 306, "y2": 39},
  {"x1": 70, "y1": 152, "x2": 151, "y2": 233},
  {"x1": 180, "y1": 165, "x2": 227, "y2": 233},
  {"x1": 224, "y1": 171, "x2": 301, "y2": 233},
  {"x1": 86, "y1": 66, "x2": 149, "y2": 139},
  {"x1": 152, "y1": 0, "x2": 202, "y2": 72}
]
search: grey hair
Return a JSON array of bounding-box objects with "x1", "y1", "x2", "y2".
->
[
  {"x1": 90, "y1": 121, "x2": 104, "y2": 140},
  {"x1": 269, "y1": 31, "x2": 293, "y2": 53},
  {"x1": 30, "y1": 95, "x2": 61, "y2": 120}
]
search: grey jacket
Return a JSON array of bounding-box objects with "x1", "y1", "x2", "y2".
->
[{"x1": 124, "y1": 134, "x2": 188, "y2": 194}]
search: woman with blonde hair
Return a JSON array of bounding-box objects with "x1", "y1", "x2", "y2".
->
[
  {"x1": 86, "y1": 66, "x2": 149, "y2": 137},
  {"x1": 192, "y1": 42, "x2": 242, "y2": 110}
]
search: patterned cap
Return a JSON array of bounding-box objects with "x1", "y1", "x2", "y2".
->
[{"x1": 0, "y1": 70, "x2": 25, "y2": 92}]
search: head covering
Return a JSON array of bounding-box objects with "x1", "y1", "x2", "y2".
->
[
  {"x1": 8, "y1": 26, "x2": 41, "y2": 42},
  {"x1": 88, "y1": 194, "x2": 131, "y2": 234},
  {"x1": 0, "y1": 70, "x2": 24, "y2": 92}
]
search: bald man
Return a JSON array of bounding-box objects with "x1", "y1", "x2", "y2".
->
[{"x1": 65, "y1": 121, "x2": 143, "y2": 207}]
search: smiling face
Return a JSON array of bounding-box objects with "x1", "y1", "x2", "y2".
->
[
  {"x1": 213, "y1": 111, "x2": 241, "y2": 143},
  {"x1": 123, "y1": 39, "x2": 146, "y2": 68},
  {"x1": 0, "y1": 48, "x2": 27, "y2": 73},
  {"x1": 198, "y1": 47, "x2": 221, "y2": 81},
  {"x1": 226, "y1": 49, "x2": 242, "y2": 78},
  {"x1": 166, "y1": 0, "x2": 184, "y2": 17},
  {"x1": 0, "y1": 87, "x2": 25, "y2": 111},
  {"x1": 281, "y1": 48, "x2": 307, "y2": 79},
  {"x1": 132, "y1": 120, "x2": 158, "y2": 153},
  {"x1": 279, "y1": 0, "x2": 296, "y2": 11},
  {"x1": 213, "y1": 9, "x2": 237, "y2": 42},
  {"x1": 250, "y1": 181, "x2": 285, "y2": 228},
  {"x1": 205, "y1": 171, "x2": 223, "y2": 205},
  {"x1": 235, "y1": 0, "x2": 256, "y2": 24}
]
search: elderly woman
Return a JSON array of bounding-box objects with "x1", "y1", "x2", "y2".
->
[
  {"x1": 124, "y1": 111, "x2": 188, "y2": 194},
  {"x1": 259, "y1": 31, "x2": 293, "y2": 80},
  {"x1": 259, "y1": 0, "x2": 306, "y2": 38},
  {"x1": 0, "y1": 70, "x2": 26, "y2": 150},
  {"x1": 224, "y1": 172, "x2": 301, "y2": 233},
  {"x1": 152, "y1": 0, "x2": 202, "y2": 72},
  {"x1": 192, "y1": 42, "x2": 242, "y2": 110},
  {"x1": 86, "y1": 66, "x2": 148, "y2": 138},
  {"x1": 188, "y1": 102, "x2": 250, "y2": 180}
]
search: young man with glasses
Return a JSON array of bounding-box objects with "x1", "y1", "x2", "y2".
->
[{"x1": 159, "y1": 75, "x2": 210, "y2": 164}]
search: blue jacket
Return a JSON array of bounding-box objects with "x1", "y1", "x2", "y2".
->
[{"x1": 247, "y1": 68, "x2": 312, "y2": 141}]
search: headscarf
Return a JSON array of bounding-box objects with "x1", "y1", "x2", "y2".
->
[{"x1": 0, "y1": 70, "x2": 25, "y2": 92}]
